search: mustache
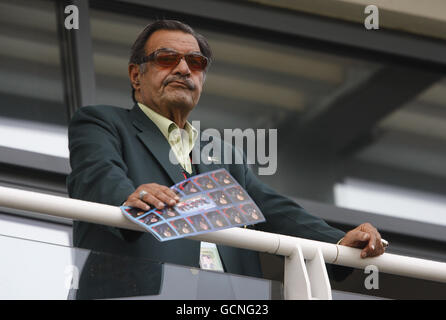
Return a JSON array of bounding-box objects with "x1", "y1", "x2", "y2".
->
[{"x1": 163, "y1": 76, "x2": 195, "y2": 90}]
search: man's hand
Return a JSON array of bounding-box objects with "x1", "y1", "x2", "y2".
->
[
  {"x1": 123, "y1": 183, "x2": 180, "y2": 211},
  {"x1": 339, "y1": 223, "x2": 386, "y2": 258}
]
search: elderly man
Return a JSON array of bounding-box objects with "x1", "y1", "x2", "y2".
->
[{"x1": 67, "y1": 20, "x2": 385, "y2": 298}]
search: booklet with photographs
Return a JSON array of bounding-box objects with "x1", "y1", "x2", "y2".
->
[{"x1": 120, "y1": 168, "x2": 266, "y2": 241}]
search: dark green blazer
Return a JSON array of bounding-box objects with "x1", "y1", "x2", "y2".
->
[{"x1": 67, "y1": 104, "x2": 345, "y2": 282}]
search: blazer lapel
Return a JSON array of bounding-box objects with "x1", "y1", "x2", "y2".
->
[{"x1": 129, "y1": 105, "x2": 185, "y2": 184}]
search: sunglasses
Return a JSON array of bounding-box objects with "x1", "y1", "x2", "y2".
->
[{"x1": 140, "y1": 49, "x2": 209, "y2": 71}]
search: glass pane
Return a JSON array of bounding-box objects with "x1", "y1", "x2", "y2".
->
[
  {"x1": 0, "y1": 0, "x2": 66, "y2": 125},
  {"x1": 0, "y1": 0, "x2": 68, "y2": 161},
  {"x1": 0, "y1": 233, "x2": 282, "y2": 300}
]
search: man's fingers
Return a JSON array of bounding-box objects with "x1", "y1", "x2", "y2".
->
[
  {"x1": 362, "y1": 245, "x2": 385, "y2": 258},
  {"x1": 361, "y1": 232, "x2": 388, "y2": 258},
  {"x1": 156, "y1": 189, "x2": 179, "y2": 206},
  {"x1": 360, "y1": 232, "x2": 376, "y2": 258},
  {"x1": 125, "y1": 199, "x2": 150, "y2": 211},
  {"x1": 343, "y1": 230, "x2": 376, "y2": 258},
  {"x1": 368, "y1": 236, "x2": 386, "y2": 258},
  {"x1": 161, "y1": 186, "x2": 180, "y2": 201},
  {"x1": 124, "y1": 183, "x2": 180, "y2": 212},
  {"x1": 368, "y1": 232, "x2": 377, "y2": 251},
  {"x1": 141, "y1": 193, "x2": 167, "y2": 209},
  {"x1": 361, "y1": 247, "x2": 369, "y2": 258},
  {"x1": 342, "y1": 222, "x2": 386, "y2": 259},
  {"x1": 361, "y1": 224, "x2": 384, "y2": 258},
  {"x1": 137, "y1": 185, "x2": 179, "y2": 208},
  {"x1": 348, "y1": 230, "x2": 370, "y2": 244},
  {"x1": 359, "y1": 231, "x2": 370, "y2": 242}
]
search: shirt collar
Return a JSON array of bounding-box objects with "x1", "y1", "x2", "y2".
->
[{"x1": 137, "y1": 102, "x2": 198, "y2": 144}]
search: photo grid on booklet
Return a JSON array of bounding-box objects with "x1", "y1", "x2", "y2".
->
[{"x1": 121, "y1": 168, "x2": 265, "y2": 241}]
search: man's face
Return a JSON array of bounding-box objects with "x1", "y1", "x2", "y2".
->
[{"x1": 131, "y1": 30, "x2": 205, "y2": 114}]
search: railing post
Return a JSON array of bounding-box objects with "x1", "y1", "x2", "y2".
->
[
  {"x1": 284, "y1": 245, "x2": 332, "y2": 300},
  {"x1": 284, "y1": 245, "x2": 311, "y2": 299},
  {"x1": 306, "y1": 247, "x2": 332, "y2": 300}
]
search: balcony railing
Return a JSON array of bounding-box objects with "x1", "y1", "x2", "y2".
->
[{"x1": 0, "y1": 185, "x2": 445, "y2": 299}]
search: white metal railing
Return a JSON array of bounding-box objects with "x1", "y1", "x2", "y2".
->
[{"x1": 1, "y1": 186, "x2": 446, "y2": 299}]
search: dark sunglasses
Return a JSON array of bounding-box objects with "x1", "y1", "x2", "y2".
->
[{"x1": 140, "y1": 49, "x2": 209, "y2": 71}]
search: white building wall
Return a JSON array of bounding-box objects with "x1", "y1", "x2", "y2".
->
[
  {"x1": 335, "y1": 178, "x2": 446, "y2": 227},
  {"x1": 0, "y1": 213, "x2": 74, "y2": 299}
]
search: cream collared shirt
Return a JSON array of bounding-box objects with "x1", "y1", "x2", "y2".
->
[{"x1": 138, "y1": 103, "x2": 198, "y2": 174}]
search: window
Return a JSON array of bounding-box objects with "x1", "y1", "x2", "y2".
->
[{"x1": 0, "y1": 0, "x2": 69, "y2": 164}]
